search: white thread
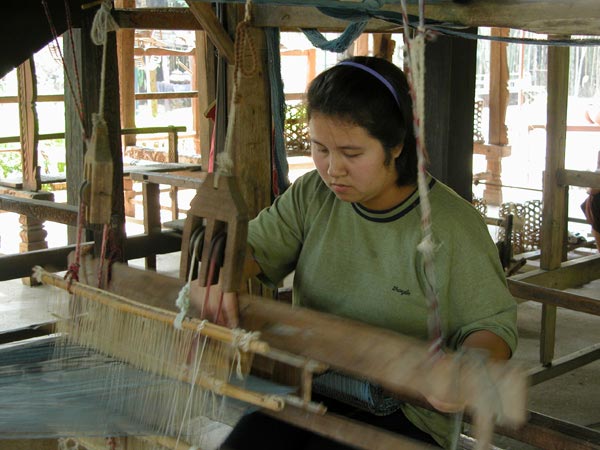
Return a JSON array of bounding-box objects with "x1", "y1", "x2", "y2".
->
[
  {"x1": 196, "y1": 319, "x2": 208, "y2": 333},
  {"x1": 230, "y1": 328, "x2": 261, "y2": 379},
  {"x1": 244, "y1": 0, "x2": 253, "y2": 22},
  {"x1": 173, "y1": 284, "x2": 190, "y2": 329},
  {"x1": 32, "y1": 266, "x2": 44, "y2": 283},
  {"x1": 174, "y1": 232, "x2": 200, "y2": 328},
  {"x1": 90, "y1": 0, "x2": 119, "y2": 119}
]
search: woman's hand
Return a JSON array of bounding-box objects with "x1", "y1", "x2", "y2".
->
[
  {"x1": 190, "y1": 278, "x2": 239, "y2": 328},
  {"x1": 425, "y1": 330, "x2": 511, "y2": 413}
]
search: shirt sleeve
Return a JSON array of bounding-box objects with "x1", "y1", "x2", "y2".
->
[
  {"x1": 427, "y1": 200, "x2": 518, "y2": 355},
  {"x1": 247, "y1": 172, "x2": 314, "y2": 287}
]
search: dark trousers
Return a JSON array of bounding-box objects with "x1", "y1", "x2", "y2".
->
[{"x1": 221, "y1": 397, "x2": 441, "y2": 450}]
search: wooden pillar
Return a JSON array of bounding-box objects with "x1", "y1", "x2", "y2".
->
[
  {"x1": 167, "y1": 127, "x2": 179, "y2": 220},
  {"x1": 17, "y1": 58, "x2": 49, "y2": 285},
  {"x1": 484, "y1": 28, "x2": 511, "y2": 206},
  {"x1": 116, "y1": 0, "x2": 136, "y2": 148},
  {"x1": 194, "y1": 30, "x2": 217, "y2": 168},
  {"x1": 306, "y1": 48, "x2": 317, "y2": 82},
  {"x1": 225, "y1": 26, "x2": 272, "y2": 219},
  {"x1": 116, "y1": 0, "x2": 136, "y2": 219},
  {"x1": 80, "y1": 7, "x2": 126, "y2": 260},
  {"x1": 373, "y1": 33, "x2": 395, "y2": 61},
  {"x1": 425, "y1": 31, "x2": 478, "y2": 202},
  {"x1": 539, "y1": 40, "x2": 570, "y2": 366},
  {"x1": 352, "y1": 34, "x2": 369, "y2": 57},
  {"x1": 64, "y1": 28, "x2": 87, "y2": 244},
  {"x1": 142, "y1": 181, "x2": 160, "y2": 270}
]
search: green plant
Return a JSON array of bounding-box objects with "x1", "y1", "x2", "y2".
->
[{"x1": 0, "y1": 152, "x2": 21, "y2": 178}]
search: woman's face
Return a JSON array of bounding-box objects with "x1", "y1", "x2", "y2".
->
[{"x1": 309, "y1": 112, "x2": 405, "y2": 210}]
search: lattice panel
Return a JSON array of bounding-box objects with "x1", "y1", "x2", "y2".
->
[
  {"x1": 284, "y1": 103, "x2": 310, "y2": 156},
  {"x1": 472, "y1": 196, "x2": 488, "y2": 218},
  {"x1": 498, "y1": 200, "x2": 542, "y2": 254}
]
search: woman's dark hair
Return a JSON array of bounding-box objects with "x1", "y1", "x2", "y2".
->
[{"x1": 306, "y1": 56, "x2": 417, "y2": 186}]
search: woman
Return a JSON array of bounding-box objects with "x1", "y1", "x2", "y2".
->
[{"x1": 195, "y1": 56, "x2": 517, "y2": 449}]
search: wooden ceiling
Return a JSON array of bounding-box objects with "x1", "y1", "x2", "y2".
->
[{"x1": 1, "y1": 0, "x2": 599, "y2": 79}]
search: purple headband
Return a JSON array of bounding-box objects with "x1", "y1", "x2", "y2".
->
[{"x1": 337, "y1": 61, "x2": 401, "y2": 107}]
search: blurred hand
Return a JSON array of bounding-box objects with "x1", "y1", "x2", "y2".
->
[
  {"x1": 422, "y1": 353, "x2": 467, "y2": 414},
  {"x1": 189, "y1": 278, "x2": 239, "y2": 328},
  {"x1": 425, "y1": 393, "x2": 466, "y2": 414}
]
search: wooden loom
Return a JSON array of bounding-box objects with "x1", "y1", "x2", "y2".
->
[{"x1": 29, "y1": 170, "x2": 528, "y2": 450}]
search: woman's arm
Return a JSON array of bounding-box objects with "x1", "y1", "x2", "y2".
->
[{"x1": 461, "y1": 329, "x2": 512, "y2": 360}]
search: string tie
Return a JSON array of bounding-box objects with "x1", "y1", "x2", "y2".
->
[
  {"x1": 174, "y1": 284, "x2": 190, "y2": 329},
  {"x1": 90, "y1": 0, "x2": 119, "y2": 46},
  {"x1": 230, "y1": 328, "x2": 260, "y2": 379},
  {"x1": 196, "y1": 319, "x2": 208, "y2": 333}
]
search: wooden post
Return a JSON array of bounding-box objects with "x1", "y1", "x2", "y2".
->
[
  {"x1": 193, "y1": 30, "x2": 216, "y2": 168},
  {"x1": 116, "y1": 0, "x2": 136, "y2": 148},
  {"x1": 64, "y1": 28, "x2": 87, "y2": 245},
  {"x1": 167, "y1": 126, "x2": 179, "y2": 220},
  {"x1": 425, "y1": 31, "x2": 478, "y2": 202},
  {"x1": 142, "y1": 181, "x2": 161, "y2": 270},
  {"x1": 484, "y1": 28, "x2": 511, "y2": 206},
  {"x1": 539, "y1": 39, "x2": 570, "y2": 366},
  {"x1": 17, "y1": 58, "x2": 47, "y2": 285},
  {"x1": 373, "y1": 33, "x2": 395, "y2": 61},
  {"x1": 80, "y1": 7, "x2": 126, "y2": 260},
  {"x1": 352, "y1": 34, "x2": 369, "y2": 56},
  {"x1": 225, "y1": 26, "x2": 272, "y2": 219},
  {"x1": 185, "y1": 0, "x2": 235, "y2": 65}
]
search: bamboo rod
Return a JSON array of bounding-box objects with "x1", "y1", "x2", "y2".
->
[{"x1": 33, "y1": 267, "x2": 269, "y2": 354}]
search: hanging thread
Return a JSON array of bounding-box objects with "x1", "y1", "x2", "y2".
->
[
  {"x1": 41, "y1": 0, "x2": 87, "y2": 138},
  {"x1": 90, "y1": 0, "x2": 119, "y2": 119},
  {"x1": 399, "y1": 0, "x2": 444, "y2": 360}
]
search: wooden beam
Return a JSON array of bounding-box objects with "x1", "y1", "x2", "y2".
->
[
  {"x1": 185, "y1": 1, "x2": 235, "y2": 64},
  {"x1": 511, "y1": 253, "x2": 600, "y2": 290},
  {"x1": 134, "y1": 91, "x2": 197, "y2": 100},
  {"x1": 528, "y1": 343, "x2": 600, "y2": 385},
  {"x1": 251, "y1": 2, "x2": 600, "y2": 36},
  {"x1": 264, "y1": 408, "x2": 436, "y2": 450},
  {"x1": 557, "y1": 169, "x2": 600, "y2": 189},
  {"x1": 0, "y1": 195, "x2": 78, "y2": 226},
  {"x1": 252, "y1": 5, "x2": 399, "y2": 32},
  {"x1": 113, "y1": 8, "x2": 199, "y2": 30},
  {"x1": 499, "y1": 410, "x2": 600, "y2": 450},
  {"x1": 133, "y1": 47, "x2": 195, "y2": 57},
  {"x1": 0, "y1": 232, "x2": 182, "y2": 282},
  {"x1": 508, "y1": 279, "x2": 600, "y2": 316}
]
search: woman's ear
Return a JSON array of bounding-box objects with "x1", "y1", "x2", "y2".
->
[{"x1": 392, "y1": 144, "x2": 403, "y2": 159}]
